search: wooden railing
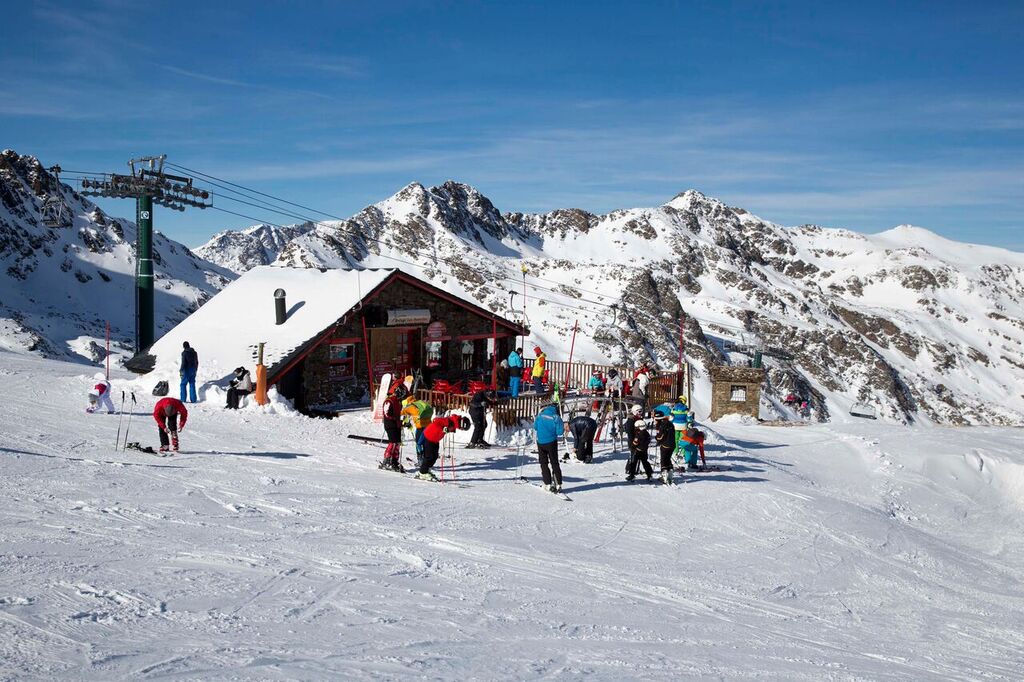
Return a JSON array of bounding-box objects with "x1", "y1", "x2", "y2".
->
[{"x1": 413, "y1": 360, "x2": 691, "y2": 431}]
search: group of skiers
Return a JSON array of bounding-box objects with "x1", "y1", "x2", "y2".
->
[{"x1": 373, "y1": 364, "x2": 707, "y2": 493}]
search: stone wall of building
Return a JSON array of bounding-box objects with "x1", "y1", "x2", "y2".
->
[{"x1": 709, "y1": 366, "x2": 765, "y2": 421}]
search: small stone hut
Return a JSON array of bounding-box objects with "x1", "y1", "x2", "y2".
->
[{"x1": 709, "y1": 366, "x2": 766, "y2": 420}]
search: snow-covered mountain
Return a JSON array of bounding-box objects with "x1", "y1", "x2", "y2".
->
[
  {"x1": 0, "y1": 150, "x2": 234, "y2": 364},
  {"x1": 202, "y1": 181, "x2": 1024, "y2": 426},
  {"x1": 194, "y1": 222, "x2": 315, "y2": 273}
]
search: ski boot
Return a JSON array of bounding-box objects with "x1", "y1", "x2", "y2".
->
[
  {"x1": 415, "y1": 471, "x2": 438, "y2": 482},
  {"x1": 465, "y1": 443, "x2": 478, "y2": 449},
  {"x1": 171, "y1": 435, "x2": 179, "y2": 452},
  {"x1": 159, "y1": 445, "x2": 170, "y2": 453},
  {"x1": 661, "y1": 469, "x2": 673, "y2": 485},
  {"x1": 478, "y1": 441, "x2": 491, "y2": 449},
  {"x1": 625, "y1": 474, "x2": 635, "y2": 482}
]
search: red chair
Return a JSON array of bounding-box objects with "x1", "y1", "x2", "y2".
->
[
  {"x1": 467, "y1": 380, "x2": 487, "y2": 394},
  {"x1": 447, "y1": 380, "x2": 464, "y2": 395},
  {"x1": 433, "y1": 379, "x2": 451, "y2": 393}
]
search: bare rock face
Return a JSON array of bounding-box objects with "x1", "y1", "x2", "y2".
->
[{"x1": 197, "y1": 180, "x2": 1024, "y2": 425}]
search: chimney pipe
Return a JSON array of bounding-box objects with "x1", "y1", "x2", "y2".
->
[{"x1": 274, "y1": 288, "x2": 287, "y2": 325}]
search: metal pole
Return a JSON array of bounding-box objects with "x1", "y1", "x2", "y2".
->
[
  {"x1": 361, "y1": 316, "x2": 374, "y2": 411},
  {"x1": 490, "y1": 318, "x2": 498, "y2": 390},
  {"x1": 105, "y1": 321, "x2": 110, "y2": 380},
  {"x1": 135, "y1": 195, "x2": 155, "y2": 352},
  {"x1": 564, "y1": 320, "x2": 578, "y2": 391}
]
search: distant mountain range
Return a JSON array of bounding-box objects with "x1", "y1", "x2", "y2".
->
[{"x1": 4, "y1": 148, "x2": 1023, "y2": 425}]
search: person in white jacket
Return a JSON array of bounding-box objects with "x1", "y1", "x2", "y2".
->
[{"x1": 87, "y1": 375, "x2": 116, "y2": 414}]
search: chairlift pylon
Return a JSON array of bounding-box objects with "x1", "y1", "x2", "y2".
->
[{"x1": 40, "y1": 165, "x2": 73, "y2": 228}]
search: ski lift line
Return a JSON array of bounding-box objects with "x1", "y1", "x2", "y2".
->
[{"x1": 166, "y1": 162, "x2": 349, "y2": 222}]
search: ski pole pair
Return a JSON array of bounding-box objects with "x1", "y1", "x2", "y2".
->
[{"x1": 116, "y1": 391, "x2": 137, "y2": 451}]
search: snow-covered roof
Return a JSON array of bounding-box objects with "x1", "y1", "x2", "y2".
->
[{"x1": 148, "y1": 266, "x2": 395, "y2": 383}]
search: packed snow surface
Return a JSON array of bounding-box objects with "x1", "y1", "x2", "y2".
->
[{"x1": 1, "y1": 353, "x2": 1023, "y2": 679}]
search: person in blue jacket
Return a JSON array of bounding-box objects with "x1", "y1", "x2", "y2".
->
[
  {"x1": 533, "y1": 402, "x2": 565, "y2": 493},
  {"x1": 179, "y1": 341, "x2": 199, "y2": 403},
  {"x1": 508, "y1": 347, "x2": 524, "y2": 397},
  {"x1": 587, "y1": 370, "x2": 605, "y2": 393}
]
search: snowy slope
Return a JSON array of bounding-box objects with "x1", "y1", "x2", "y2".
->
[
  {"x1": 1, "y1": 353, "x2": 1023, "y2": 679},
  {"x1": 206, "y1": 183, "x2": 1024, "y2": 426},
  {"x1": 0, "y1": 151, "x2": 234, "y2": 364}
]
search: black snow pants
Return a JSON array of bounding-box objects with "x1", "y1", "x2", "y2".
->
[
  {"x1": 570, "y1": 422, "x2": 596, "y2": 462},
  {"x1": 226, "y1": 387, "x2": 250, "y2": 409},
  {"x1": 537, "y1": 440, "x2": 562, "y2": 486},
  {"x1": 659, "y1": 444, "x2": 675, "y2": 473},
  {"x1": 420, "y1": 440, "x2": 440, "y2": 474},
  {"x1": 627, "y1": 445, "x2": 653, "y2": 478},
  {"x1": 469, "y1": 406, "x2": 487, "y2": 444},
  {"x1": 158, "y1": 414, "x2": 178, "y2": 447}
]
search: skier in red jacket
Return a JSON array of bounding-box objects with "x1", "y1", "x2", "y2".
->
[
  {"x1": 416, "y1": 414, "x2": 469, "y2": 481},
  {"x1": 153, "y1": 397, "x2": 189, "y2": 453},
  {"x1": 380, "y1": 383, "x2": 409, "y2": 472}
]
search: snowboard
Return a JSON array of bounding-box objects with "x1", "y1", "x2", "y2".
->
[{"x1": 373, "y1": 372, "x2": 392, "y2": 422}]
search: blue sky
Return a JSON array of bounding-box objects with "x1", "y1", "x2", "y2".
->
[{"x1": 1, "y1": 1, "x2": 1021, "y2": 249}]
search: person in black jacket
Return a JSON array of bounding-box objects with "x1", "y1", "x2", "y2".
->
[
  {"x1": 568, "y1": 415, "x2": 598, "y2": 462},
  {"x1": 627, "y1": 419, "x2": 653, "y2": 481},
  {"x1": 623, "y1": 404, "x2": 643, "y2": 475},
  {"x1": 653, "y1": 407, "x2": 675, "y2": 484},
  {"x1": 179, "y1": 341, "x2": 199, "y2": 403},
  {"x1": 466, "y1": 389, "x2": 496, "y2": 448}
]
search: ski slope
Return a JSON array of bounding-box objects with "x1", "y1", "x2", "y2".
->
[{"x1": 1, "y1": 353, "x2": 1023, "y2": 679}]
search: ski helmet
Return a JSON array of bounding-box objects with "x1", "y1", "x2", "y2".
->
[
  {"x1": 636, "y1": 419, "x2": 648, "y2": 430},
  {"x1": 630, "y1": 404, "x2": 642, "y2": 416},
  {"x1": 392, "y1": 384, "x2": 409, "y2": 401},
  {"x1": 458, "y1": 416, "x2": 471, "y2": 430},
  {"x1": 653, "y1": 405, "x2": 671, "y2": 419}
]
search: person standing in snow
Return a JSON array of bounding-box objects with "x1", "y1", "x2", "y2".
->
[
  {"x1": 533, "y1": 401, "x2": 565, "y2": 493},
  {"x1": 653, "y1": 405, "x2": 675, "y2": 484},
  {"x1": 508, "y1": 347, "x2": 524, "y2": 397},
  {"x1": 626, "y1": 419, "x2": 654, "y2": 481},
  {"x1": 401, "y1": 397, "x2": 434, "y2": 469},
  {"x1": 587, "y1": 370, "x2": 605, "y2": 394},
  {"x1": 678, "y1": 424, "x2": 707, "y2": 471},
  {"x1": 87, "y1": 375, "x2": 116, "y2": 414},
  {"x1": 568, "y1": 414, "x2": 598, "y2": 463},
  {"x1": 180, "y1": 341, "x2": 199, "y2": 403},
  {"x1": 623, "y1": 403, "x2": 642, "y2": 465},
  {"x1": 380, "y1": 383, "x2": 409, "y2": 472},
  {"x1": 417, "y1": 414, "x2": 469, "y2": 481},
  {"x1": 531, "y1": 346, "x2": 547, "y2": 393},
  {"x1": 225, "y1": 367, "x2": 253, "y2": 409},
  {"x1": 153, "y1": 396, "x2": 188, "y2": 453},
  {"x1": 467, "y1": 389, "x2": 496, "y2": 449}
]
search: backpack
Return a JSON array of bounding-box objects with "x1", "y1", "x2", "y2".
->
[{"x1": 152, "y1": 380, "x2": 169, "y2": 397}]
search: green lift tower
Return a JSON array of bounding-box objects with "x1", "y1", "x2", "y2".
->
[{"x1": 79, "y1": 156, "x2": 212, "y2": 352}]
